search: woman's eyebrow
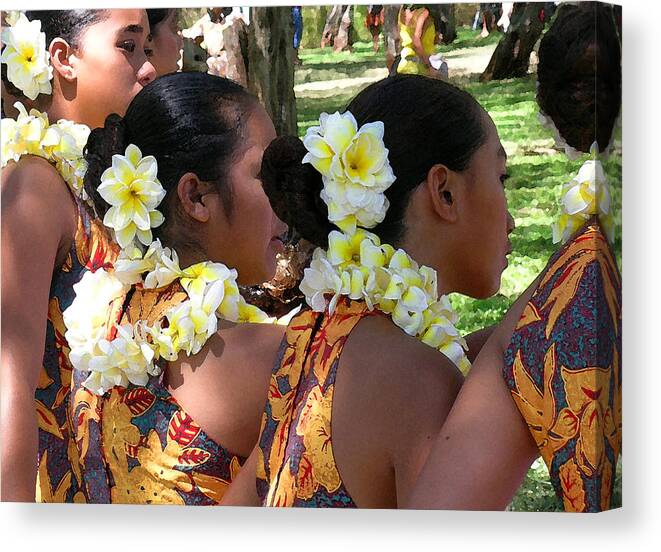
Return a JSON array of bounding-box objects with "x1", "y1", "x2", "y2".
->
[
  {"x1": 497, "y1": 145, "x2": 507, "y2": 160},
  {"x1": 121, "y1": 24, "x2": 145, "y2": 35}
]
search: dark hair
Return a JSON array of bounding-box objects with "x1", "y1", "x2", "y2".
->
[
  {"x1": 2, "y1": 10, "x2": 108, "y2": 101},
  {"x1": 84, "y1": 72, "x2": 258, "y2": 254},
  {"x1": 146, "y1": 9, "x2": 173, "y2": 35},
  {"x1": 262, "y1": 74, "x2": 487, "y2": 247},
  {"x1": 537, "y1": 2, "x2": 621, "y2": 153}
]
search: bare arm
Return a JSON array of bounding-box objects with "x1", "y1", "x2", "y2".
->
[
  {"x1": 412, "y1": 9, "x2": 431, "y2": 66},
  {"x1": 220, "y1": 444, "x2": 260, "y2": 506},
  {"x1": 405, "y1": 277, "x2": 543, "y2": 510},
  {"x1": 464, "y1": 325, "x2": 495, "y2": 364},
  {"x1": 1, "y1": 159, "x2": 76, "y2": 502},
  {"x1": 392, "y1": 357, "x2": 463, "y2": 507}
]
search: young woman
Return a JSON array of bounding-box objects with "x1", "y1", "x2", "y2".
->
[
  {"x1": 223, "y1": 73, "x2": 515, "y2": 508},
  {"x1": 1, "y1": 9, "x2": 156, "y2": 502},
  {"x1": 146, "y1": 8, "x2": 183, "y2": 75},
  {"x1": 68, "y1": 71, "x2": 287, "y2": 504},
  {"x1": 406, "y1": 2, "x2": 622, "y2": 512},
  {"x1": 396, "y1": 5, "x2": 436, "y2": 76}
]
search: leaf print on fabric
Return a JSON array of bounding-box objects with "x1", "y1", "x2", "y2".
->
[
  {"x1": 509, "y1": 347, "x2": 557, "y2": 461},
  {"x1": 35, "y1": 451, "x2": 71, "y2": 503},
  {"x1": 559, "y1": 365, "x2": 612, "y2": 477},
  {"x1": 538, "y1": 224, "x2": 620, "y2": 339},
  {"x1": 123, "y1": 386, "x2": 156, "y2": 417},
  {"x1": 295, "y1": 384, "x2": 341, "y2": 494},
  {"x1": 35, "y1": 399, "x2": 63, "y2": 439},
  {"x1": 168, "y1": 411, "x2": 201, "y2": 447},
  {"x1": 558, "y1": 458, "x2": 586, "y2": 512},
  {"x1": 177, "y1": 447, "x2": 211, "y2": 466}
]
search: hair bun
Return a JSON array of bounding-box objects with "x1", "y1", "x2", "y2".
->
[
  {"x1": 83, "y1": 113, "x2": 128, "y2": 218},
  {"x1": 261, "y1": 135, "x2": 334, "y2": 248}
]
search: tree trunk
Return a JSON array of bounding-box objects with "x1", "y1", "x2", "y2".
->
[
  {"x1": 244, "y1": 7, "x2": 297, "y2": 136},
  {"x1": 438, "y1": 4, "x2": 457, "y2": 44},
  {"x1": 383, "y1": 5, "x2": 401, "y2": 73},
  {"x1": 481, "y1": 3, "x2": 544, "y2": 81},
  {"x1": 222, "y1": 18, "x2": 249, "y2": 87}
]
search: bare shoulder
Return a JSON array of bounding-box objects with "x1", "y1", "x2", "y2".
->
[
  {"x1": 1, "y1": 156, "x2": 77, "y2": 232},
  {"x1": 220, "y1": 320, "x2": 286, "y2": 362},
  {"x1": 196, "y1": 320, "x2": 286, "y2": 384},
  {"x1": 340, "y1": 314, "x2": 464, "y2": 426},
  {"x1": 348, "y1": 314, "x2": 462, "y2": 397}
]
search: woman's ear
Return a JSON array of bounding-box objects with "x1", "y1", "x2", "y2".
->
[
  {"x1": 425, "y1": 163, "x2": 459, "y2": 223},
  {"x1": 49, "y1": 38, "x2": 77, "y2": 81},
  {"x1": 177, "y1": 172, "x2": 211, "y2": 223}
]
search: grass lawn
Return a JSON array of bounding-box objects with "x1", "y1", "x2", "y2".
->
[{"x1": 294, "y1": 28, "x2": 622, "y2": 512}]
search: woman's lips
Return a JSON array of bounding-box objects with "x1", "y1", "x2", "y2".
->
[{"x1": 270, "y1": 236, "x2": 285, "y2": 253}]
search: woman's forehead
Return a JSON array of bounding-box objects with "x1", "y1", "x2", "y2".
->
[{"x1": 86, "y1": 9, "x2": 148, "y2": 37}]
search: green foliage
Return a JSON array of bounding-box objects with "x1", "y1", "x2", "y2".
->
[
  {"x1": 508, "y1": 459, "x2": 564, "y2": 512},
  {"x1": 508, "y1": 457, "x2": 622, "y2": 512}
]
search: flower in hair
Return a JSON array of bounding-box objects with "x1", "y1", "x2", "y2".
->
[
  {"x1": 303, "y1": 111, "x2": 396, "y2": 234},
  {"x1": 98, "y1": 144, "x2": 166, "y2": 248},
  {"x1": 551, "y1": 142, "x2": 614, "y2": 244},
  {"x1": 0, "y1": 13, "x2": 53, "y2": 100}
]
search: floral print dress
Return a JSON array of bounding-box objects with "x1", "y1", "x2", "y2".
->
[
  {"x1": 503, "y1": 217, "x2": 621, "y2": 511},
  {"x1": 256, "y1": 299, "x2": 379, "y2": 507}
]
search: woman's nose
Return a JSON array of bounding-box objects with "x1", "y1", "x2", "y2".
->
[{"x1": 138, "y1": 60, "x2": 157, "y2": 87}]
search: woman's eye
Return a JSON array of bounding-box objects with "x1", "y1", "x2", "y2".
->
[
  {"x1": 500, "y1": 173, "x2": 510, "y2": 186},
  {"x1": 144, "y1": 47, "x2": 154, "y2": 57},
  {"x1": 118, "y1": 40, "x2": 136, "y2": 53}
]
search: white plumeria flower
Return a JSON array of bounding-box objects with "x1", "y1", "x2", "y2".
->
[
  {"x1": 114, "y1": 241, "x2": 162, "y2": 285},
  {"x1": 143, "y1": 243, "x2": 183, "y2": 288},
  {"x1": 47, "y1": 118, "x2": 90, "y2": 162},
  {"x1": 551, "y1": 142, "x2": 614, "y2": 244},
  {"x1": 63, "y1": 269, "x2": 127, "y2": 341},
  {"x1": 303, "y1": 111, "x2": 396, "y2": 233},
  {"x1": 322, "y1": 179, "x2": 390, "y2": 233},
  {"x1": 561, "y1": 162, "x2": 610, "y2": 217},
  {"x1": 341, "y1": 121, "x2": 395, "y2": 191},
  {"x1": 302, "y1": 111, "x2": 358, "y2": 177},
  {"x1": 392, "y1": 301, "x2": 426, "y2": 336},
  {"x1": 98, "y1": 144, "x2": 166, "y2": 248},
  {"x1": 1, "y1": 102, "x2": 56, "y2": 165},
  {"x1": 180, "y1": 261, "x2": 234, "y2": 298},
  {"x1": 0, "y1": 14, "x2": 52, "y2": 100},
  {"x1": 79, "y1": 323, "x2": 158, "y2": 395}
]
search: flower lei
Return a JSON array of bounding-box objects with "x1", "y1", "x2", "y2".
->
[
  {"x1": 1, "y1": 102, "x2": 90, "y2": 200},
  {"x1": 63, "y1": 144, "x2": 271, "y2": 395},
  {"x1": 299, "y1": 112, "x2": 470, "y2": 372},
  {"x1": 549, "y1": 141, "x2": 616, "y2": 246},
  {"x1": 1, "y1": 12, "x2": 53, "y2": 100}
]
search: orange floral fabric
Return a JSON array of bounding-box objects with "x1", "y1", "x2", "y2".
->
[
  {"x1": 503, "y1": 217, "x2": 621, "y2": 511},
  {"x1": 256, "y1": 298, "x2": 377, "y2": 507}
]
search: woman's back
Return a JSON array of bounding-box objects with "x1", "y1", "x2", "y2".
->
[{"x1": 256, "y1": 298, "x2": 462, "y2": 508}]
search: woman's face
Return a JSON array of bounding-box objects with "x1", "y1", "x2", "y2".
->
[
  {"x1": 69, "y1": 9, "x2": 156, "y2": 129},
  {"x1": 206, "y1": 105, "x2": 288, "y2": 286},
  {"x1": 453, "y1": 111, "x2": 514, "y2": 298},
  {"x1": 148, "y1": 10, "x2": 183, "y2": 76}
]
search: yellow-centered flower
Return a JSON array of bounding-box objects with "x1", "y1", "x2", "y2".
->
[
  {"x1": 98, "y1": 144, "x2": 166, "y2": 248},
  {"x1": 0, "y1": 13, "x2": 52, "y2": 100}
]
